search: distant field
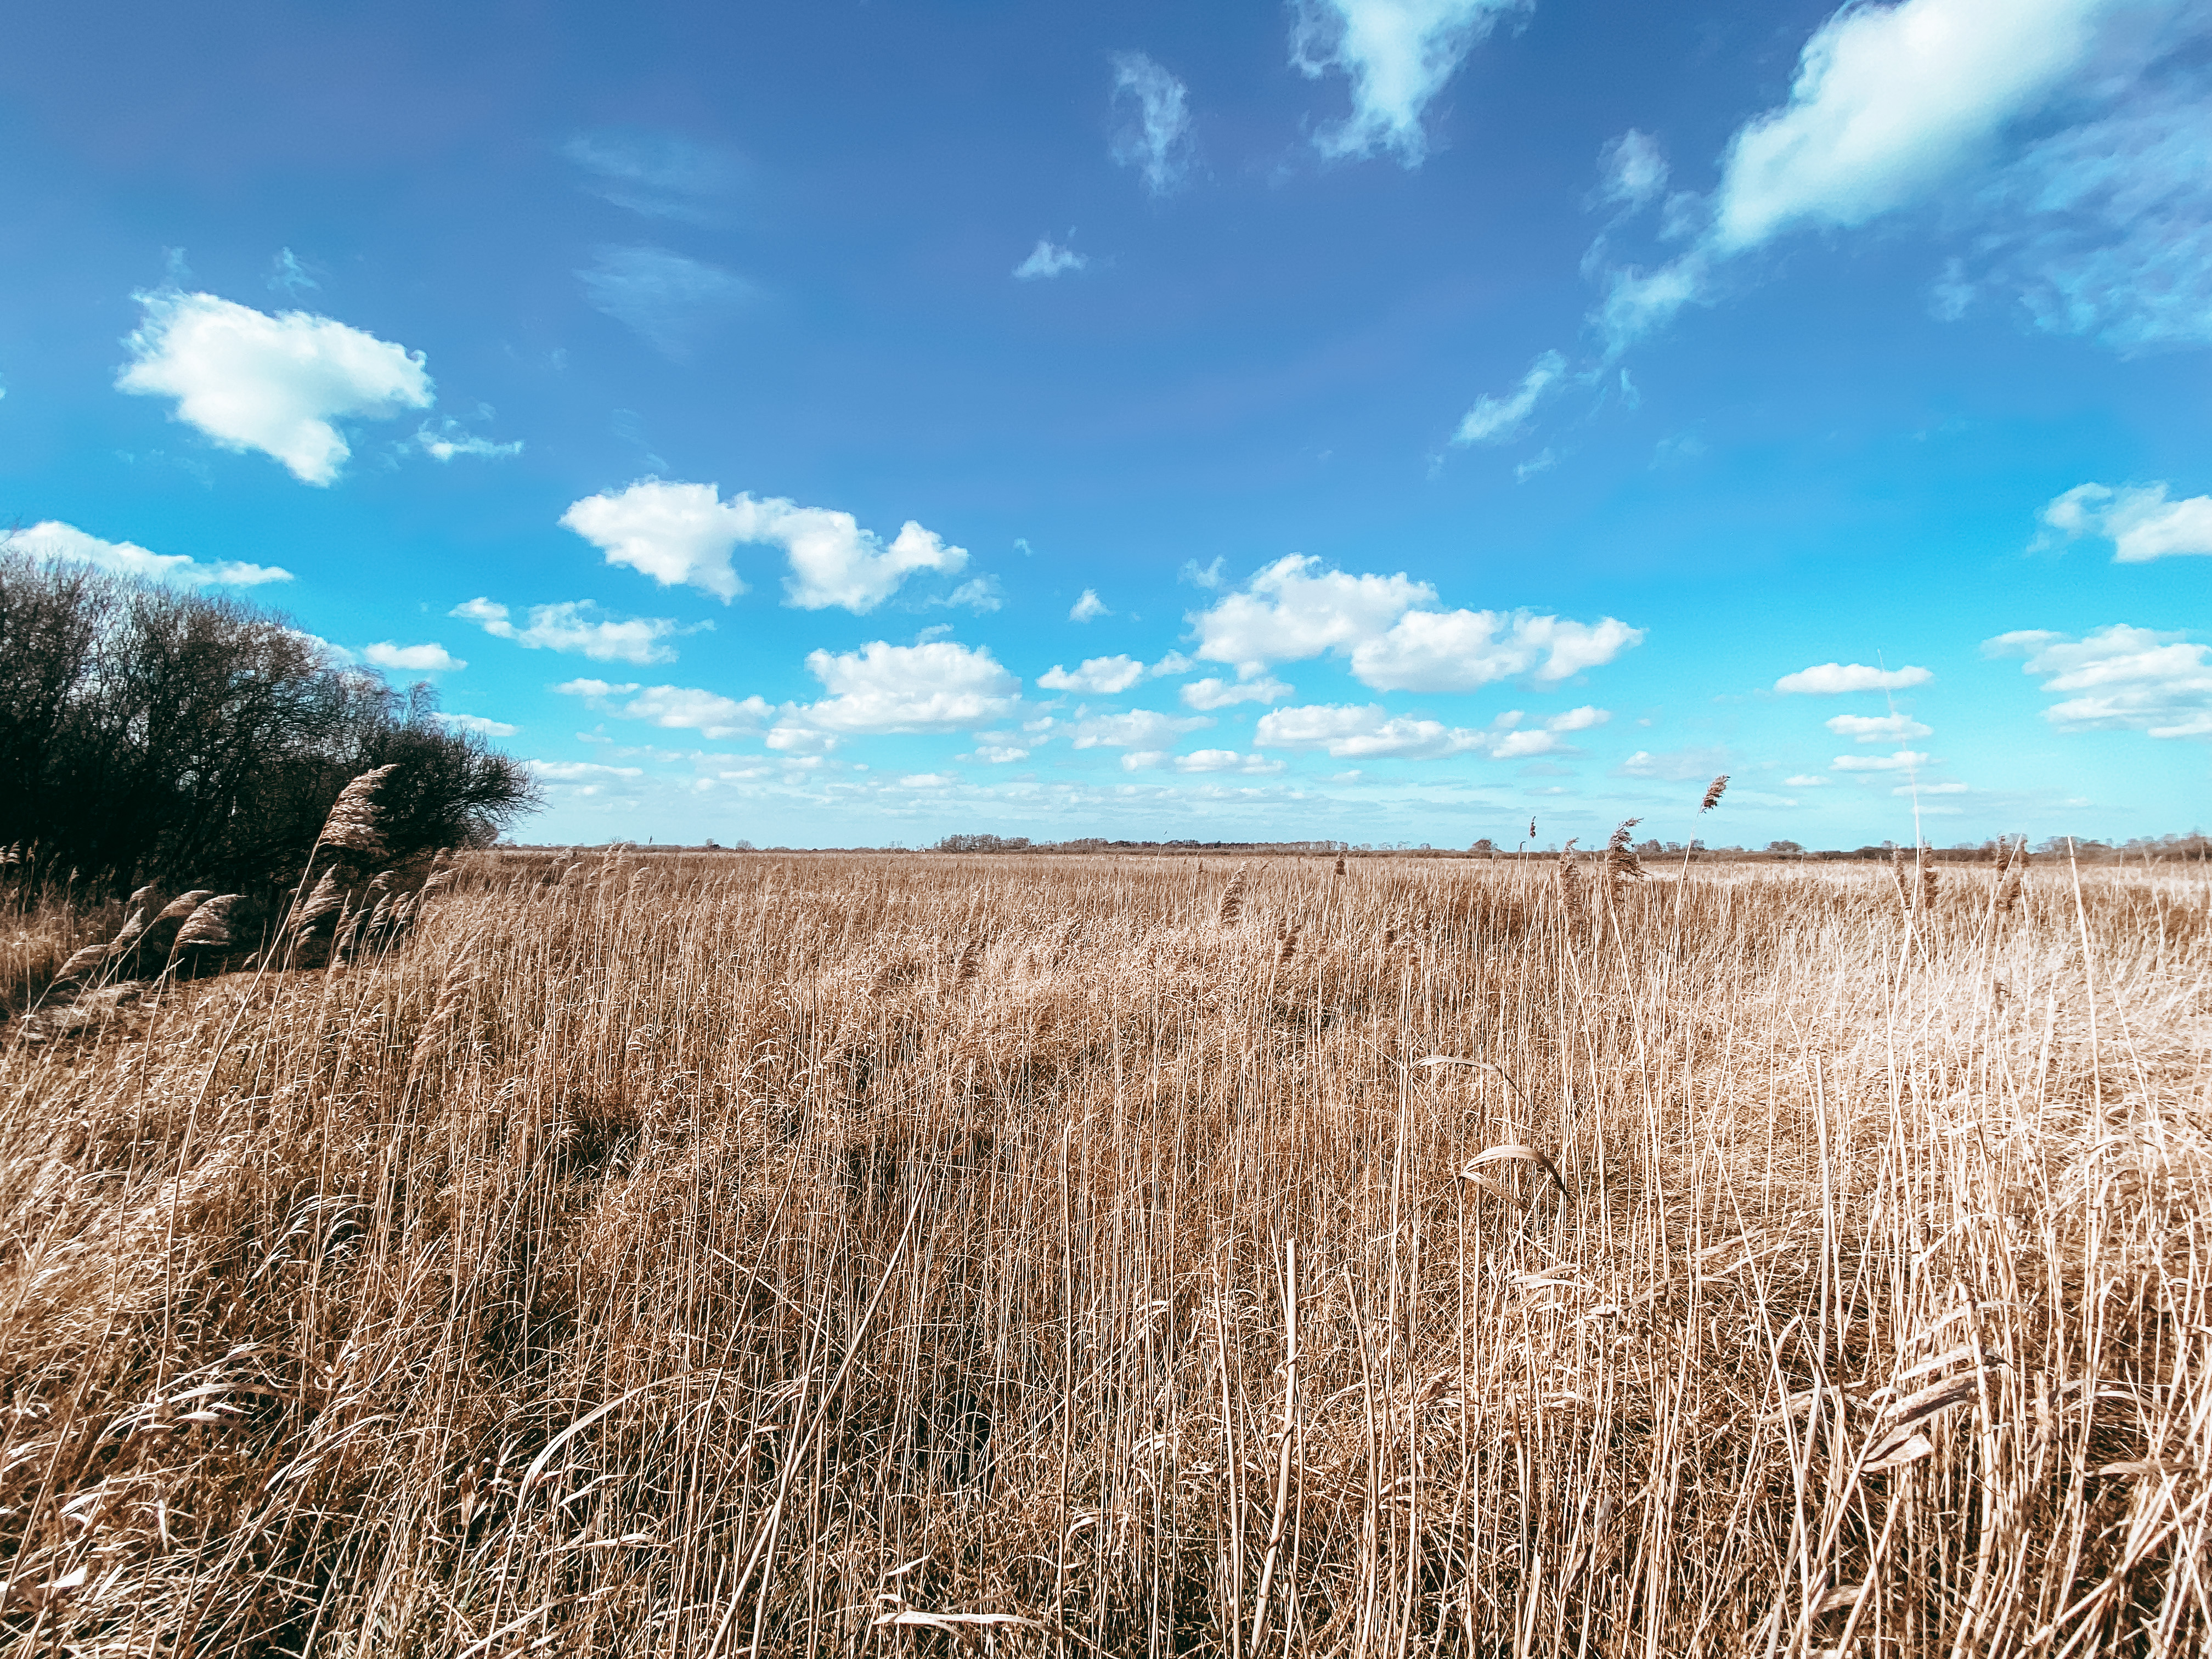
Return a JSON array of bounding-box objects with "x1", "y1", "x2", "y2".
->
[{"x1": 1, "y1": 851, "x2": 2205, "y2": 1656}]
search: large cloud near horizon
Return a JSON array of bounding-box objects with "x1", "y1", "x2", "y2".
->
[
  {"x1": 1189, "y1": 555, "x2": 1642, "y2": 690},
  {"x1": 116, "y1": 290, "x2": 432, "y2": 484}
]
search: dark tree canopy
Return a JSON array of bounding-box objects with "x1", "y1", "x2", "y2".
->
[{"x1": 0, "y1": 549, "x2": 540, "y2": 893}]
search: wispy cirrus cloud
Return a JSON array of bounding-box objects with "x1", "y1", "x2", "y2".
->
[
  {"x1": 453, "y1": 597, "x2": 702, "y2": 665},
  {"x1": 1290, "y1": 0, "x2": 1526, "y2": 165},
  {"x1": 1109, "y1": 52, "x2": 1194, "y2": 195},
  {"x1": 565, "y1": 127, "x2": 740, "y2": 223},
  {"x1": 578, "y1": 245, "x2": 753, "y2": 358}
]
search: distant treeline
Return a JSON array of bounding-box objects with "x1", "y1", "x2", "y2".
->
[
  {"x1": 0, "y1": 548, "x2": 540, "y2": 895},
  {"x1": 520, "y1": 833, "x2": 2211, "y2": 863}
]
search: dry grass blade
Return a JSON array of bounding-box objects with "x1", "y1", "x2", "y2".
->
[{"x1": 1464, "y1": 1143, "x2": 1571, "y2": 1196}]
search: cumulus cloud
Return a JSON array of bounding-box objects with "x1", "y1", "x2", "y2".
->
[
  {"x1": 452, "y1": 597, "x2": 698, "y2": 665},
  {"x1": 1173, "y1": 749, "x2": 1284, "y2": 775},
  {"x1": 1187, "y1": 555, "x2": 1642, "y2": 691},
  {"x1": 1039, "y1": 655, "x2": 1148, "y2": 695},
  {"x1": 1069, "y1": 588, "x2": 1111, "y2": 622},
  {"x1": 1613, "y1": 744, "x2": 1733, "y2": 781},
  {"x1": 2040, "y1": 481, "x2": 2212, "y2": 561},
  {"x1": 1290, "y1": 0, "x2": 1525, "y2": 164},
  {"x1": 116, "y1": 290, "x2": 432, "y2": 485},
  {"x1": 12, "y1": 520, "x2": 292, "y2": 586},
  {"x1": 1015, "y1": 239, "x2": 1088, "y2": 280},
  {"x1": 364, "y1": 641, "x2": 465, "y2": 673},
  {"x1": 565, "y1": 128, "x2": 737, "y2": 222},
  {"x1": 1555, "y1": 0, "x2": 2194, "y2": 376},
  {"x1": 1453, "y1": 351, "x2": 1566, "y2": 445},
  {"x1": 431, "y1": 712, "x2": 518, "y2": 737},
  {"x1": 1109, "y1": 52, "x2": 1194, "y2": 195},
  {"x1": 1352, "y1": 609, "x2": 1643, "y2": 690},
  {"x1": 1254, "y1": 702, "x2": 1587, "y2": 760},
  {"x1": 1181, "y1": 673, "x2": 1294, "y2": 710},
  {"x1": 1191, "y1": 555, "x2": 1435, "y2": 664},
  {"x1": 555, "y1": 678, "x2": 772, "y2": 739},
  {"x1": 1071, "y1": 709, "x2": 1212, "y2": 749},
  {"x1": 1774, "y1": 661, "x2": 1933, "y2": 693},
  {"x1": 1831, "y1": 749, "x2": 1932, "y2": 771},
  {"x1": 578, "y1": 246, "x2": 752, "y2": 358},
  {"x1": 560, "y1": 479, "x2": 969, "y2": 612},
  {"x1": 1711, "y1": 0, "x2": 2117, "y2": 252},
  {"x1": 1826, "y1": 712, "x2": 1933, "y2": 741},
  {"x1": 798, "y1": 640, "x2": 1021, "y2": 735},
  {"x1": 1985, "y1": 623, "x2": 2212, "y2": 738}
]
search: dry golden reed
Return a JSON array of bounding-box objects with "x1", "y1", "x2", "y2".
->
[{"x1": 0, "y1": 848, "x2": 2204, "y2": 1656}]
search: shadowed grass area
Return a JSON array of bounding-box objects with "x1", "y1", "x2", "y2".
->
[{"x1": 0, "y1": 850, "x2": 2204, "y2": 1656}]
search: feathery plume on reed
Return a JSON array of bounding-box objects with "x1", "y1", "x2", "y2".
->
[
  {"x1": 1556, "y1": 838, "x2": 1582, "y2": 917},
  {"x1": 172, "y1": 894, "x2": 243, "y2": 954},
  {"x1": 319, "y1": 764, "x2": 398, "y2": 857},
  {"x1": 1604, "y1": 819, "x2": 1644, "y2": 905},
  {"x1": 1891, "y1": 846, "x2": 1910, "y2": 906},
  {"x1": 1528, "y1": 816, "x2": 1537, "y2": 842},
  {"x1": 1274, "y1": 921, "x2": 1301, "y2": 972},
  {"x1": 952, "y1": 936, "x2": 984, "y2": 989},
  {"x1": 294, "y1": 869, "x2": 346, "y2": 933},
  {"x1": 1333, "y1": 851, "x2": 1346, "y2": 877},
  {"x1": 1919, "y1": 848, "x2": 1939, "y2": 911},
  {"x1": 1217, "y1": 864, "x2": 1246, "y2": 926},
  {"x1": 1700, "y1": 774, "x2": 1729, "y2": 814}
]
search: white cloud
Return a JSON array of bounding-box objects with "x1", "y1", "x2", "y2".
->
[
  {"x1": 799, "y1": 640, "x2": 1021, "y2": 734},
  {"x1": 529, "y1": 759, "x2": 646, "y2": 782},
  {"x1": 13, "y1": 519, "x2": 293, "y2": 586},
  {"x1": 415, "y1": 421, "x2": 522, "y2": 462},
  {"x1": 1352, "y1": 608, "x2": 1644, "y2": 690},
  {"x1": 560, "y1": 479, "x2": 969, "y2": 612},
  {"x1": 1190, "y1": 555, "x2": 1435, "y2": 664},
  {"x1": 1774, "y1": 661, "x2": 1933, "y2": 693},
  {"x1": 1015, "y1": 239, "x2": 1089, "y2": 280},
  {"x1": 116, "y1": 290, "x2": 433, "y2": 485},
  {"x1": 1039, "y1": 655, "x2": 1147, "y2": 695},
  {"x1": 1290, "y1": 0, "x2": 1524, "y2": 165},
  {"x1": 1596, "y1": 129, "x2": 1669, "y2": 208},
  {"x1": 560, "y1": 479, "x2": 749, "y2": 601},
  {"x1": 453, "y1": 598, "x2": 696, "y2": 665},
  {"x1": 1897, "y1": 781, "x2": 1971, "y2": 793},
  {"x1": 1188, "y1": 555, "x2": 1642, "y2": 691},
  {"x1": 1784, "y1": 774, "x2": 1831, "y2": 786},
  {"x1": 2040, "y1": 482, "x2": 2212, "y2": 561},
  {"x1": 565, "y1": 128, "x2": 736, "y2": 223},
  {"x1": 1072, "y1": 709, "x2": 1212, "y2": 749},
  {"x1": 963, "y1": 741, "x2": 1031, "y2": 764},
  {"x1": 1826, "y1": 712, "x2": 1932, "y2": 741},
  {"x1": 1613, "y1": 744, "x2": 1733, "y2": 781},
  {"x1": 1453, "y1": 350, "x2": 1566, "y2": 445},
  {"x1": 1254, "y1": 702, "x2": 1557, "y2": 760},
  {"x1": 431, "y1": 712, "x2": 518, "y2": 737},
  {"x1": 555, "y1": 678, "x2": 772, "y2": 740},
  {"x1": 1181, "y1": 673, "x2": 1294, "y2": 710},
  {"x1": 1176, "y1": 749, "x2": 1284, "y2": 775},
  {"x1": 1986, "y1": 623, "x2": 2212, "y2": 738},
  {"x1": 364, "y1": 641, "x2": 465, "y2": 673},
  {"x1": 1069, "y1": 587, "x2": 1111, "y2": 622},
  {"x1": 1831, "y1": 749, "x2": 1932, "y2": 771},
  {"x1": 1109, "y1": 52, "x2": 1193, "y2": 195},
  {"x1": 1711, "y1": 0, "x2": 2118, "y2": 253},
  {"x1": 578, "y1": 246, "x2": 751, "y2": 358}
]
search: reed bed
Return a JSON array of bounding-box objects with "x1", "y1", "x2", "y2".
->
[{"x1": 0, "y1": 850, "x2": 2205, "y2": 1657}]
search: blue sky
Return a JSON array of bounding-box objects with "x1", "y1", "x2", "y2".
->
[{"x1": 4, "y1": 0, "x2": 2207, "y2": 849}]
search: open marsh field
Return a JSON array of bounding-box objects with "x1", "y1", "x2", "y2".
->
[{"x1": 1, "y1": 850, "x2": 2207, "y2": 1657}]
